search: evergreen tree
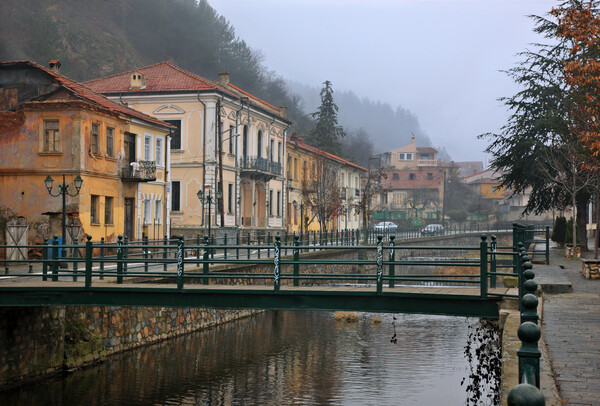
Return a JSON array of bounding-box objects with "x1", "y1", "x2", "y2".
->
[{"x1": 307, "y1": 81, "x2": 345, "y2": 155}]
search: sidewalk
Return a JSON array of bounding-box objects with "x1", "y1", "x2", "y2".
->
[{"x1": 535, "y1": 243, "x2": 600, "y2": 405}]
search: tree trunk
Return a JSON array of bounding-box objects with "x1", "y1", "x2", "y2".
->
[{"x1": 576, "y1": 192, "x2": 589, "y2": 252}]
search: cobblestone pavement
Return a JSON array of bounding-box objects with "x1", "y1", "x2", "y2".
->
[{"x1": 539, "y1": 246, "x2": 600, "y2": 405}]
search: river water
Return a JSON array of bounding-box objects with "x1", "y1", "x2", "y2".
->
[{"x1": 1, "y1": 311, "x2": 485, "y2": 405}]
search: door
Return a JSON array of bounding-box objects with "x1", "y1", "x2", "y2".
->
[
  {"x1": 124, "y1": 198, "x2": 134, "y2": 240},
  {"x1": 124, "y1": 133, "x2": 136, "y2": 164}
]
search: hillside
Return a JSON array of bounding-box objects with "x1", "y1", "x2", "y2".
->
[{"x1": 0, "y1": 0, "x2": 438, "y2": 161}]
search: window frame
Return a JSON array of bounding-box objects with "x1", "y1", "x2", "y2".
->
[
  {"x1": 171, "y1": 181, "x2": 181, "y2": 212},
  {"x1": 143, "y1": 200, "x2": 152, "y2": 225},
  {"x1": 155, "y1": 136, "x2": 164, "y2": 167},
  {"x1": 165, "y1": 119, "x2": 182, "y2": 150},
  {"x1": 106, "y1": 127, "x2": 114, "y2": 157},
  {"x1": 42, "y1": 119, "x2": 61, "y2": 153},
  {"x1": 90, "y1": 195, "x2": 99, "y2": 224},
  {"x1": 91, "y1": 123, "x2": 100, "y2": 155},
  {"x1": 144, "y1": 135, "x2": 152, "y2": 161},
  {"x1": 154, "y1": 200, "x2": 162, "y2": 224},
  {"x1": 105, "y1": 196, "x2": 113, "y2": 225}
]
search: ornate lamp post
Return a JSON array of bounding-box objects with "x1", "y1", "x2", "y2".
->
[
  {"x1": 197, "y1": 189, "x2": 222, "y2": 237},
  {"x1": 44, "y1": 174, "x2": 83, "y2": 265}
]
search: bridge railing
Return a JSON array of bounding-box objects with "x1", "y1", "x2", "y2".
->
[{"x1": 1, "y1": 233, "x2": 522, "y2": 302}]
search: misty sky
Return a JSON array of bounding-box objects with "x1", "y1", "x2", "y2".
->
[{"x1": 208, "y1": 0, "x2": 553, "y2": 164}]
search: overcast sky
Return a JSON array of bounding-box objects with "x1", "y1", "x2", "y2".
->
[{"x1": 208, "y1": 0, "x2": 553, "y2": 164}]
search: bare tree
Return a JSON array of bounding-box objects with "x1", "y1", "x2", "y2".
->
[
  {"x1": 405, "y1": 189, "x2": 440, "y2": 220},
  {"x1": 301, "y1": 156, "x2": 344, "y2": 233},
  {"x1": 537, "y1": 140, "x2": 595, "y2": 255},
  {"x1": 355, "y1": 164, "x2": 387, "y2": 243}
]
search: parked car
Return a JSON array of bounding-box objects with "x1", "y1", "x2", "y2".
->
[
  {"x1": 421, "y1": 224, "x2": 445, "y2": 236},
  {"x1": 373, "y1": 221, "x2": 398, "y2": 232}
]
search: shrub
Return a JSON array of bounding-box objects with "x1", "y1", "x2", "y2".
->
[{"x1": 551, "y1": 216, "x2": 566, "y2": 245}]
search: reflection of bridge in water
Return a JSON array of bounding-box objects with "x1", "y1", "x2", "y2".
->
[{"x1": 0, "y1": 233, "x2": 531, "y2": 319}]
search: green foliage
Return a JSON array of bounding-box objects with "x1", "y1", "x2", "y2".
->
[
  {"x1": 306, "y1": 81, "x2": 345, "y2": 155},
  {"x1": 551, "y1": 216, "x2": 567, "y2": 245},
  {"x1": 565, "y1": 218, "x2": 580, "y2": 245}
]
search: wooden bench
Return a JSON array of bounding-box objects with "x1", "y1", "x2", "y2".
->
[{"x1": 581, "y1": 259, "x2": 600, "y2": 279}]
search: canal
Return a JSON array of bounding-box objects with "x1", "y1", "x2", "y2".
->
[{"x1": 1, "y1": 311, "x2": 491, "y2": 405}]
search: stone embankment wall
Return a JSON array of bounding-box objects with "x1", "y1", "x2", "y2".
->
[{"x1": 0, "y1": 306, "x2": 258, "y2": 389}]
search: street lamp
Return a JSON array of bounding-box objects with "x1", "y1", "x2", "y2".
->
[
  {"x1": 197, "y1": 188, "x2": 222, "y2": 237},
  {"x1": 44, "y1": 174, "x2": 83, "y2": 265},
  {"x1": 292, "y1": 199, "x2": 304, "y2": 237}
]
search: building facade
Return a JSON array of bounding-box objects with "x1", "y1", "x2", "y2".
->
[
  {"x1": 0, "y1": 60, "x2": 172, "y2": 243},
  {"x1": 86, "y1": 63, "x2": 291, "y2": 237}
]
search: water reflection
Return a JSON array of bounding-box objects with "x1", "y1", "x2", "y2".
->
[{"x1": 1, "y1": 311, "x2": 476, "y2": 405}]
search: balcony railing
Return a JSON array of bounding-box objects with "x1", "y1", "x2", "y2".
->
[
  {"x1": 121, "y1": 160, "x2": 157, "y2": 182},
  {"x1": 417, "y1": 159, "x2": 437, "y2": 166},
  {"x1": 240, "y1": 156, "x2": 282, "y2": 178}
]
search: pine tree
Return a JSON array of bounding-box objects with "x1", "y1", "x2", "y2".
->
[{"x1": 307, "y1": 81, "x2": 345, "y2": 155}]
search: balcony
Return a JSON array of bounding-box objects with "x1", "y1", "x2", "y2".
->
[
  {"x1": 121, "y1": 160, "x2": 157, "y2": 182},
  {"x1": 239, "y1": 156, "x2": 281, "y2": 181},
  {"x1": 417, "y1": 159, "x2": 437, "y2": 166}
]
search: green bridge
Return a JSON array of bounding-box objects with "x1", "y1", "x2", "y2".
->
[{"x1": 0, "y1": 225, "x2": 548, "y2": 319}]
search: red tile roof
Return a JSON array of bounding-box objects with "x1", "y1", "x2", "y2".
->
[
  {"x1": 287, "y1": 135, "x2": 366, "y2": 172},
  {"x1": 1, "y1": 60, "x2": 173, "y2": 129},
  {"x1": 416, "y1": 147, "x2": 437, "y2": 154},
  {"x1": 84, "y1": 61, "x2": 287, "y2": 119}
]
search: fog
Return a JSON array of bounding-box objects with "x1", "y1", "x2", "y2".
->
[{"x1": 209, "y1": 0, "x2": 552, "y2": 163}]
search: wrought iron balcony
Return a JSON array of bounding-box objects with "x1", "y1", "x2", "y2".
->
[
  {"x1": 239, "y1": 156, "x2": 281, "y2": 180},
  {"x1": 121, "y1": 160, "x2": 157, "y2": 182}
]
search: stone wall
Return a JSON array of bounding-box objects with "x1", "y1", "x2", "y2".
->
[{"x1": 0, "y1": 306, "x2": 258, "y2": 389}]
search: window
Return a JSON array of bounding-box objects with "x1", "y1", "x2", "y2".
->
[
  {"x1": 144, "y1": 200, "x2": 151, "y2": 224},
  {"x1": 106, "y1": 127, "x2": 114, "y2": 157},
  {"x1": 228, "y1": 183, "x2": 233, "y2": 214},
  {"x1": 270, "y1": 139, "x2": 274, "y2": 161},
  {"x1": 91, "y1": 124, "x2": 100, "y2": 154},
  {"x1": 398, "y1": 153, "x2": 413, "y2": 161},
  {"x1": 229, "y1": 125, "x2": 234, "y2": 153},
  {"x1": 269, "y1": 190, "x2": 273, "y2": 216},
  {"x1": 287, "y1": 154, "x2": 291, "y2": 177},
  {"x1": 278, "y1": 142, "x2": 282, "y2": 163},
  {"x1": 144, "y1": 136, "x2": 152, "y2": 161},
  {"x1": 105, "y1": 197, "x2": 113, "y2": 224},
  {"x1": 43, "y1": 120, "x2": 60, "y2": 152},
  {"x1": 156, "y1": 137, "x2": 163, "y2": 166},
  {"x1": 258, "y1": 130, "x2": 263, "y2": 158},
  {"x1": 409, "y1": 173, "x2": 416, "y2": 180},
  {"x1": 420, "y1": 153, "x2": 430, "y2": 160},
  {"x1": 171, "y1": 181, "x2": 181, "y2": 211},
  {"x1": 91, "y1": 195, "x2": 99, "y2": 224},
  {"x1": 277, "y1": 191, "x2": 281, "y2": 216},
  {"x1": 165, "y1": 120, "x2": 181, "y2": 149},
  {"x1": 392, "y1": 173, "x2": 400, "y2": 180},
  {"x1": 155, "y1": 201, "x2": 162, "y2": 224},
  {"x1": 427, "y1": 172, "x2": 433, "y2": 180}
]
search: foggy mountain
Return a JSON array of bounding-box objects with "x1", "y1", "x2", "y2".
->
[{"x1": 0, "y1": 0, "x2": 450, "y2": 161}]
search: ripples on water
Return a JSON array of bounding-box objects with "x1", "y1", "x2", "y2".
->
[{"x1": 1, "y1": 311, "x2": 483, "y2": 405}]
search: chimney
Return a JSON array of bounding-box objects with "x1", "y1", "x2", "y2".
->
[
  {"x1": 130, "y1": 70, "x2": 146, "y2": 90},
  {"x1": 48, "y1": 60, "x2": 61, "y2": 74},
  {"x1": 218, "y1": 72, "x2": 230, "y2": 86},
  {"x1": 279, "y1": 105, "x2": 287, "y2": 119}
]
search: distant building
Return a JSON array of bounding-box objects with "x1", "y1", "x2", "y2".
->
[
  {"x1": 379, "y1": 135, "x2": 438, "y2": 169},
  {"x1": 454, "y1": 161, "x2": 484, "y2": 177}
]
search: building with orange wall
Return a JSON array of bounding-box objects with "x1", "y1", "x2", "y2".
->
[{"x1": 0, "y1": 60, "x2": 172, "y2": 243}]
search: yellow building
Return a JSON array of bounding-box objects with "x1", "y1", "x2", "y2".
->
[
  {"x1": 0, "y1": 60, "x2": 171, "y2": 243},
  {"x1": 86, "y1": 63, "x2": 291, "y2": 237},
  {"x1": 286, "y1": 134, "x2": 366, "y2": 234}
]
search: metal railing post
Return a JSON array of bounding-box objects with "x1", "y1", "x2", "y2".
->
[
  {"x1": 42, "y1": 237, "x2": 48, "y2": 282},
  {"x1": 85, "y1": 235, "x2": 92, "y2": 288},
  {"x1": 247, "y1": 232, "x2": 251, "y2": 259},
  {"x1": 258, "y1": 233, "x2": 262, "y2": 259},
  {"x1": 545, "y1": 226, "x2": 550, "y2": 265},
  {"x1": 72, "y1": 237, "x2": 79, "y2": 282},
  {"x1": 480, "y1": 235, "x2": 488, "y2": 299},
  {"x1": 293, "y1": 234, "x2": 300, "y2": 287},
  {"x1": 376, "y1": 236, "x2": 383, "y2": 294},
  {"x1": 389, "y1": 235, "x2": 395, "y2": 288},
  {"x1": 123, "y1": 236, "x2": 129, "y2": 275},
  {"x1": 203, "y1": 235, "x2": 209, "y2": 285},
  {"x1": 116, "y1": 235, "x2": 123, "y2": 284},
  {"x1": 224, "y1": 233, "x2": 228, "y2": 259},
  {"x1": 490, "y1": 235, "x2": 497, "y2": 289},
  {"x1": 163, "y1": 235, "x2": 168, "y2": 272},
  {"x1": 236, "y1": 233, "x2": 240, "y2": 259},
  {"x1": 274, "y1": 235, "x2": 281, "y2": 292},
  {"x1": 144, "y1": 234, "x2": 149, "y2": 273},
  {"x1": 99, "y1": 237, "x2": 105, "y2": 280},
  {"x1": 177, "y1": 235, "x2": 184, "y2": 291},
  {"x1": 197, "y1": 234, "x2": 201, "y2": 267},
  {"x1": 52, "y1": 235, "x2": 59, "y2": 281}
]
